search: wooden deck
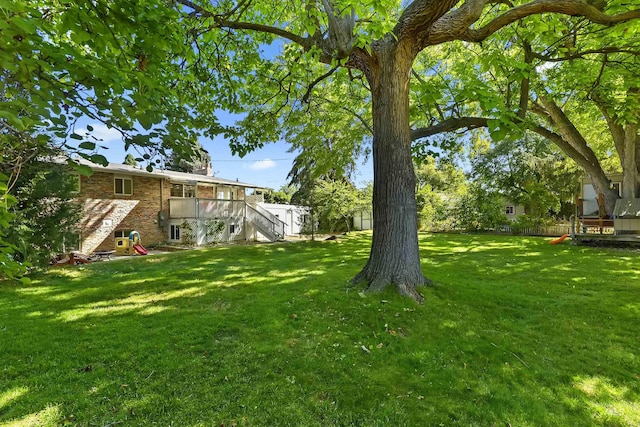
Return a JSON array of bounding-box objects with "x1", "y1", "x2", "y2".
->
[{"x1": 573, "y1": 233, "x2": 640, "y2": 245}]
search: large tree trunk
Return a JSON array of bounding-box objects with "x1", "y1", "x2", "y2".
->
[
  {"x1": 353, "y1": 41, "x2": 428, "y2": 302},
  {"x1": 596, "y1": 96, "x2": 640, "y2": 201},
  {"x1": 538, "y1": 96, "x2": 619, "y2": 215},
  {"x1": 588, "y1": 173, "x2": 618, "y2": 217},
  {"x1": 622, "y1": 123, "x2": 639, "y2": 199}
]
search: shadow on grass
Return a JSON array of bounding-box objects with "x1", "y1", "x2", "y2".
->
[{"x1": 0, "y1": 233, "x2": 639, "y2": 426}]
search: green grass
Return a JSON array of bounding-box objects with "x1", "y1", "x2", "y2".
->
[{"x1": 1, "y1": 232, "x2": 639, "y2": 426}]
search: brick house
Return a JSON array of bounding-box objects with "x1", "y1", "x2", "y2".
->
[{"x1": 75, "y1": 160, "x2": 284, "y2": 254}]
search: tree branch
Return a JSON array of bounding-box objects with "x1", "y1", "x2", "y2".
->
[
  {"x1": 532, "y1": 46, "x2": 640, "y2": 62},
  {"x1": 395, "y1": 0, "x2": 461, "y2": 42},
  {"x1": 210, "y1": 18, "x2": 309, "y2": 47},
  {"x1": 411, "y1": 117, "x2": 489, "y2": 141},
  {"x1": 460, "y1": 1, "x2": 640, "y2": 43},
  {"x1": 517, "y1": 41, "x2": 533, "y2": 120},
  {"x1": 414, "y1": 0, "x2": 487, "y2": 51},
  {"x1": 175, "y1": 0, "x2": 309, "y2": 46},
  {"x1": 302, "y1": 66, "x2": 339, "y2": 103}
]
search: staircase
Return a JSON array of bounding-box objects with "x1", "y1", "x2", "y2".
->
[{"x1": 246, "y1": 203, "x2": 286, "y2": 241}]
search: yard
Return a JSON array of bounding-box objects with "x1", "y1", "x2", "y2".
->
[{"x1": 0, "y1": 233, "x2": 639, "y2": 426}]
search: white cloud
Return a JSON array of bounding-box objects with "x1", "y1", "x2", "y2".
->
[
  {"x1": 78, "y1": 124, "x2": 122, "y2": 144},
  {"x1": 249, "y1": 159, "x2": 276, "y2": 170}
]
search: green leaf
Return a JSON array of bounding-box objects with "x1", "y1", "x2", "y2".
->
[
  {"x1": 78, "y1": 141, "x2": 96, "y2": 150},
  {"x1": 0, "y1": 111, "x2": 25, "y2": 130},
  {"x1": 89, "y1": 154, "x2": 108, "y2": 166},
  {"x1": 489, "y1": 127, "x2": 508, "y2": 141},
  {"x1": 67, "y1": 159, "x2": 95, "y2": 176}
]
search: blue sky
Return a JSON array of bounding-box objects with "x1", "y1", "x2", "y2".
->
[{"x1": 78, "y1": 118, "x2": 373, "y2": 190}]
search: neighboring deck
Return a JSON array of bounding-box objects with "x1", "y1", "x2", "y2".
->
[
  {"x1": 572, "y1": 198, "x2": 640, "y2": 245},
  {"x1": 573, "y1": 233, "x2": 640, "y2": 245}
]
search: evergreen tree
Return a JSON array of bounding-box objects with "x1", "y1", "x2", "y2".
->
[
  {"x1": 4, "y1": 149, "x2": 83, "y2": 269},
  {"x1": 165, "y1": 142, "x2": 211, "y2": 174},
  {"x1": 123, "y1": 154, "x2": 138, "y2": 166}
]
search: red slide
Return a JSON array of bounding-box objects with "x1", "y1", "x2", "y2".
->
[
  {"x1": 549, "y1": 234, "x2": 570, "y2": 245},
  {"x1": 133, "y1": 244, "x2": 148, "y2": 255}
]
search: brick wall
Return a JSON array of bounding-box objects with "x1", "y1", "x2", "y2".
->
[
  {"x1": 197, "y1": 184, "x2": 214, "y2": 199},
  {"x1": 78, "y1": 172, "x2": 170, "y2": 253}
]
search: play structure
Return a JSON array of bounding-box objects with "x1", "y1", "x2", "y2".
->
[
  {"x1": 129, "y1": 231, "x2": 148, "y2": 255},
  {"x1": 115, "y1": 231, "x2": 148, "y2": 255}
]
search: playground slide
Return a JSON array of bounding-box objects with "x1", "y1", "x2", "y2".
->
[
  {"x1": 133, "y1": 244, "x2": 149, "y2": 255},
  {"x1": 549, "y1": 234, "x2": 570, "y2": 245}
]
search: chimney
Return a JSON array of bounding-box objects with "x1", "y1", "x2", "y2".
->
[{"x1": 193, "y1": 162, "x2": 213, "y2": 176}]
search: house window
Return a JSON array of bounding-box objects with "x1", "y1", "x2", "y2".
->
[
  {"x1": 170, "y1": 224, "x2": 181, "y2": 240},
  {"x1": 171, "y1": 183, "x2": 197, "y2": 198},
  {"x1": 184, "y1": 184, "x2": 196, "y2": 198},
  {"x1": 505, "y1": 205, "x2": 515, "y2": 215},
  {"x1": 229, "y1": 224, "x2": 236, "y2": 234},
  {"x1": 114, "y1": 176, "x2": 133, "y2": 195},
  {"x1": 170, "y1": 184, "x2": 183, "y2": 197}
]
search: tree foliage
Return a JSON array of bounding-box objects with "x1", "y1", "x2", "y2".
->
[
  {"x1": 453, "y1": 183, "x2": 508, "y2": 232},
  {"x1": 164, "y1": 142, "x2": 212, "y2": 174},
  {"x1": 123, "y1": 154, "x2": 138, "y2": 166},
  {"x1": 470, "y1": 135, "x2": 581, "y2": 219},
  {"x1": 308, "y1": 179, "x2": 360, "y2": 232},
  {"x1": 264, "y1": 185, "x2": 297, "y2": 204},
  {"x1": 6, "y1": 154, "x2": 82, "y2": 269},
  {"x1": 414, "y1": 157, "x2": 466, "y2": 231}
]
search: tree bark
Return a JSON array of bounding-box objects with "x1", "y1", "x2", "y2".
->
[
  {"x1": 622, "y1": 123, "x2": 639, "y2": 199},
  {"x1": 353, "y1": 41, "x2": 428, "y2": 302},
  {"x1": 536, "y1": 96, "x2": 619, "y2": 215}
]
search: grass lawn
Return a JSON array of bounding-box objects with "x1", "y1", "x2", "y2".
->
[{"x1": 1, "y1": 232, "x2": 639, "y2": 426}]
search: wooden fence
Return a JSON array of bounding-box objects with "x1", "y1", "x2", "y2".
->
[{"x1": 500, "y1": 224, "x2": 571, "y2": 237}]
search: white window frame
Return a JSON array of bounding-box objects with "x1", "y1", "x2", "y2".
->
[
  {"x1": 505, "y1": 205, "x2": 515, "y2": 215},
  {"x1": 114, "y1": 175, "x2": 133, "y2": 196},
  {"x1": 169, "y1": 224, "x2": 181, "y2": 241},
  {"x1": 184, "y1": 184, "x2": 196, "y2": 198},
  {"x1": 170, "y1": 183, "x2": 197, "y2": 198},
  {"x1": 170, "y1": 183, "x2": 184, "y2": 197}
]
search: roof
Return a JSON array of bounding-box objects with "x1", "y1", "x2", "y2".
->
[
  {"x1": 73, "y1": 158, "x2": 265, "y2": 190},
  {"x1": 613, "y1": 198, "x2": 640, "y2": 217}
]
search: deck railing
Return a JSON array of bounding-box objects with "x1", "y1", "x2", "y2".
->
[
  {"x1": 169, "y1": 198, "x2": 245, "y2": 219},
  {"x1": 246, "y1": 204, "x2": 285, "y2": 240}
]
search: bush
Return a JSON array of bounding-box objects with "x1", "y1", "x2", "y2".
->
[{"x1": 453, "y1": 185, "x2": 508, "y2": 231}]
